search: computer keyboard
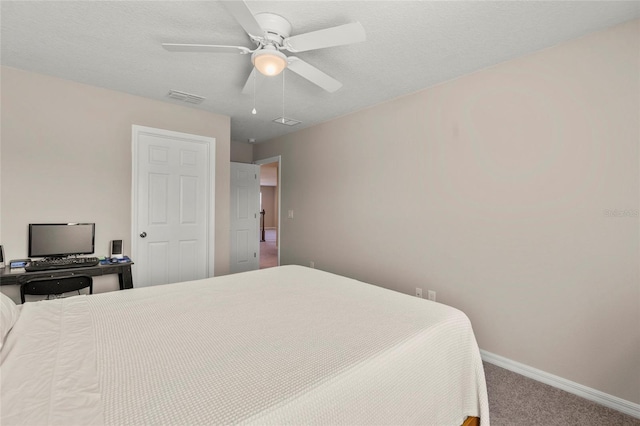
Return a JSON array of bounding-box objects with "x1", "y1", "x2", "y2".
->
[{"x1": 25, "y1": 257, "x2": 100, "y2": 272}]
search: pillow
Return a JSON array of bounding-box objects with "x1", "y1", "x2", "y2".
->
[{"x1": 0, "y1": 292, "x2": 20, "y2": 350}]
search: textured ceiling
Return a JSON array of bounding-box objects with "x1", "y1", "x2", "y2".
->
[{"x1": 2, "y1": 1, "x2": 639, "y2": 144}]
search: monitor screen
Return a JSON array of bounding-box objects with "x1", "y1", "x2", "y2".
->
[{"x1": 28, "y1": 223, "x2": 95, "y2": 258}]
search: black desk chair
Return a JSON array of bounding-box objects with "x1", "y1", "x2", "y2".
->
[{"x1": 21, "y1": 275, "x2": 93, "y2": 304}]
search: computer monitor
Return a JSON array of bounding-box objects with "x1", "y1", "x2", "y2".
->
[{"x1": 28, "y1": 223, "x2": 95, "y2": 258}]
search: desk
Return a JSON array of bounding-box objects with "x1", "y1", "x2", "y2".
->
[{"x1": 0, "y1": 261, "x2": 134, "y2": 290}]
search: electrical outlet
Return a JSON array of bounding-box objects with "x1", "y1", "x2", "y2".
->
[
  {"x1": 415, "y1": 287, "x2": 423, "y2": 298},
  {"x1": 427, "y1": 290, "x2": 436, "y2": 302},
  {"x1": 288, "y1": 210, "x2": 294, "y2": 219},
  {"x1": 310, "y1": 261, "x2": 315, "y2": 268}
]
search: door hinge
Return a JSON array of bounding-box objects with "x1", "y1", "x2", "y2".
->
[
  {"x1": 255, "y1": 174, "x2": 257, "y2": 179},
  {"x1": 254, "y1": 252, "x2": 257, "y2": 258}
]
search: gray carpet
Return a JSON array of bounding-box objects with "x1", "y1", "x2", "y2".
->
[{"x1": 484, "y1": 362, "x2": 640, "y2": 425}]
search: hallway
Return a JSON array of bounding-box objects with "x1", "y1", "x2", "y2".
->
[{"x1": 260, "y1": 229, "x2": 278, "y2": 269}]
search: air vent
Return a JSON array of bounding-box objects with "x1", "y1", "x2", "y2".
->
[
  {"x1": 273, "y1": 117, "x2": 302, "y2": 126},
  {"x1": 166, "y1": 90, "x2": 205, "y2": 105}
]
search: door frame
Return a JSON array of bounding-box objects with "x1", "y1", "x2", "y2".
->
[
  {"x1": 131, "y1": 125, "x2": 216, "y2": 285},
  {"x1": 254, "y1": 155, "x2": 281, "y2": 267}
]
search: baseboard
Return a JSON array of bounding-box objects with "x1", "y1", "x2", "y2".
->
[{"x1": 480, "y1": 350, "x2": 640, "y2": 419}]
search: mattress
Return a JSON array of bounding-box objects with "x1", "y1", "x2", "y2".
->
[{"x1": 1, "y1": 265, "x2": 489, "y2": 425}]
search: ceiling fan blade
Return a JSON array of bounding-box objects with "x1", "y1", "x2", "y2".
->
[
  {"x1": 221, "y1": 1, "x2": 265, "y2": 38},
  {"x1": 283, "y1": 22, "x2": 366, "y2": 53},
  {"x1": 162, "y1": 43, "x2": 252, "y2": 54},
  {"x1": 286, "y1": 57, "x2": 342, "y2": 93}
]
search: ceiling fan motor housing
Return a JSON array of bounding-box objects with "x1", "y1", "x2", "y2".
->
[{"x1": 253, "y1": 13, "x2": 292, "y2": 47}]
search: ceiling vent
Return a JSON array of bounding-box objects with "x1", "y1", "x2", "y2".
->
[
  {"x1": 166, "y1": 90, "x2": 205, "y2": 104},
  {"x1": 273, "y1": 117, "x2": 301, "y2": 126}
]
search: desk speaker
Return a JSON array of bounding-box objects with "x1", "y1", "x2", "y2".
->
[
  {"x1": 0, "y1": 245, "x2": 5, "y2": 268},
  {"x1": 110, "y1": 240, "x2": 123, "y2": 259}
]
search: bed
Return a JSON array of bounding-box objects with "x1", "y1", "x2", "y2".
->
[{"x1": 1, "y1": 265, "x2": 489, "y2": 425}]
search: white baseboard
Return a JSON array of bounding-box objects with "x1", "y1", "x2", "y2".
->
[{"x1": 480, "y1": 350, "x2": 640, "y2": 419}]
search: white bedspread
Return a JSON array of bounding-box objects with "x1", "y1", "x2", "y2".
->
[{"x1": 1, "y1": 265, "x2": 489, "y2": 425}]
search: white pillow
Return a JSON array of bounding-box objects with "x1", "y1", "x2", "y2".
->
[{"x1": 0, "y1": 292, "x2": 20, "y2": 350}]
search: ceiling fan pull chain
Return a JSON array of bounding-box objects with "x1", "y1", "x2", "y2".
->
[
  {"x1": 252, "y1": 71, "x2": 257, "y2": 115},
  {"x1": 282, "y1": 70, "x2": 286, "y2": 123}
]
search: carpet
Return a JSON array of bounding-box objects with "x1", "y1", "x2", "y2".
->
[{"x1": 484, "y1": 362, "x2": 640, "y2": 425}]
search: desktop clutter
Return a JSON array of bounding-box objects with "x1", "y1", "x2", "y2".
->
[
  {"x1": 99, "y1": 255, "x2": 132, "y2": 265},
  {"x1": 1, "y1": 229, "x2": 135, "y2": 292},
  {"x1": 0, "y1": 255, "x2": 131, "y2": 273},
  {"x1": 1, "y1": 227, "x2": 131, "y2": 271}
]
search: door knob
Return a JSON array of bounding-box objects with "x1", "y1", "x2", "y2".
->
[{"x1": 140, "y1": 232, "x2": 147, "y2": 238}]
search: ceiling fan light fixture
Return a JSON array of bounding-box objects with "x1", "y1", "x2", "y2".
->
[{"x1": 252, "y1": 47, "x2": 287, "y2": 76}]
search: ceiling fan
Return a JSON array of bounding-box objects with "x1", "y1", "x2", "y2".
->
[{"x1": 162, "y1": 1, "x2": 366, "y2": 94}]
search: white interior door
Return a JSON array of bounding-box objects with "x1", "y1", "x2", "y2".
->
[
  {"x1": 230, "y1": 162, "x2": 260, "y2": 273},
  {"x1": 132, "y1": 125, "x2": 215, "y2": 287}
]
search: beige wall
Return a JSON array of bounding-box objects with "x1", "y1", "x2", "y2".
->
[
  {"x1": 230, "y1": 140, "x2": 253, "y2": 163},
  {"x1": 254, "y1": 20, "x2": 640, "y2": 404},
  {"x1": 1, "y1": 66, "x2": 231, "y2": 300}
]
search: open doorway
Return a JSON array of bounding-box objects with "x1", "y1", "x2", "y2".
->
[{"x1": 256, "y1": 156, "x2": 281, "y2": 269}]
